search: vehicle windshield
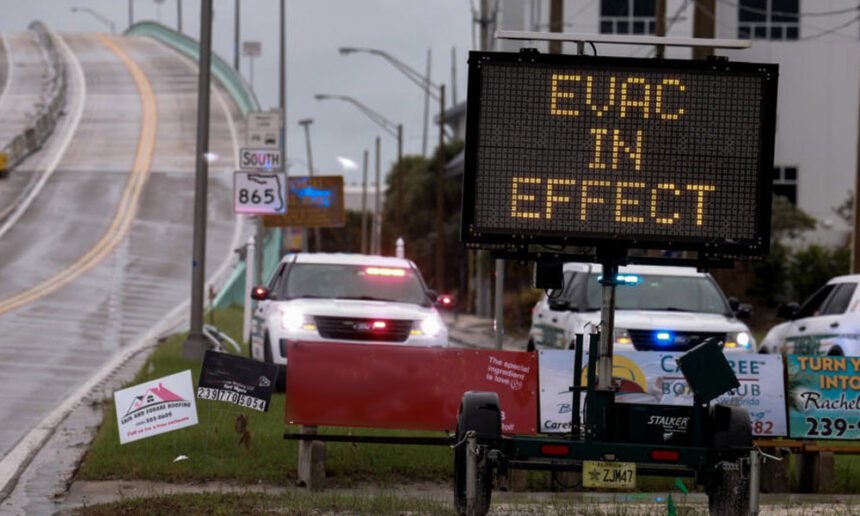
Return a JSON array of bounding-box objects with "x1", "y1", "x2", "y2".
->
[
  {"x1": 281, "y1": 263, "x2": 430, "y2": 306},
  {"x1": 585, "y1": 273, "x2": 729, "y2": 314}
]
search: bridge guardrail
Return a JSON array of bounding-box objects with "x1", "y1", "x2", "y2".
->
[
  {"x1": 0, "y1": 21, "x2": 67, "y2": 178},
  {"x1": 126, "y1": 21, "x2": 279, "y2": 308},
  {"x1": 125, "y1": 21, "x2": 259, "y2": 116}
]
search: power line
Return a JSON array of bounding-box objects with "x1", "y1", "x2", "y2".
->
[
  {"x1": 697, "y1": 0, "x2": 859, "y2": 41},
  {"x1": 800, "y1": 11, "x2": 860, "y2": 40},
  {"x1": 717, "y1": 0, "x2": 860, "y2": 18}
]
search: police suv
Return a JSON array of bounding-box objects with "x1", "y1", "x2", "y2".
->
[{"x1": 528, "y1": 263, "x2": 754, "y2": 353}]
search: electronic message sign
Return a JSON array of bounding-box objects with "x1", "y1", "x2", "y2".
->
[{"x1": 461, "y1": 52, "x2": 778, "y2": 257}]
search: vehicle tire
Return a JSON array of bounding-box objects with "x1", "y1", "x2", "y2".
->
[
  {"x1": 706, "y1": 459, "x2": 750, "y2": 516},
  {"x1": 828, "y1": 346, "x2": 844, "y2": 356},
  {"x1": 264, "y1": 335, "x2": 286, "y2": 392},
  {"x1": 453, "y1": 391, "x2": 500, "y2": 516},
  {"x1": 526, "y1": 339, "x2": 536, "y2": 352}
]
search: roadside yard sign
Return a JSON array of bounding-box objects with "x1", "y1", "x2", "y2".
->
[
  {"x1": 461, "y1": 53, "x2": 779, "y2": 259},
  {"x1": 539, "y1": 350, "x2": 787, "y2": 437},
  {"x1": 242, "y1": 40, "x2": 261, "y2": 58},
  {"x1": 246, "y1": 110, "x2": 282, "y2": 149},
  {"x1": 240, "y1": 148, "x2": 283, "y2": 171},
  {"x1": 233, "y1": 170, "x2": 287, "y2": 215},
  {"x1": 114, "y1": 370, "x2": 198, "y2": 444},
  {"x1": 196, "y1": 350, "x2": 276, "y2": 412},
  {"x1": 263, "y1": 175, "x2": 345, "y2": 228}
]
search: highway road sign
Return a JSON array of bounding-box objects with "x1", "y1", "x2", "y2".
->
[
  {"x1": 242, "y1": 41, "x2": 261, "y2": 58},
  {"x1": 263, "y1": 175, "x2": 345, "y2": 228},
  {"x1": 233, "y1": 170, "x2": 287, "y2": 215},
  {"x1": 240, "y1": 148, "x2": 282, "y2": 171},
  {"x1": 246, "y1": 110, "x2": 281, "y2": 149}
]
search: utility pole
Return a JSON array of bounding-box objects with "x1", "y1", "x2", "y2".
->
[
  {"x1": 374, "y1": 136, "x2": 381, "y2": 254},
  {"x1": 361, "y1": 150, "x2": 369, "y2": 254},
  {"x1": 299, "y1": 119, "x2": 321, "y2": 251},
  {"x1": 184, "y1": 0, "x2": 213, "y2": 361},
  {"x1": 128, "y1": 0, "x2": 133, "y2": 29},
  {"x1": 396, "y1": 124, "x2": 403, "y2": 242},
  {"x1": 234, "y1": 0, "x2": 240, "y2": 71},
  {"x1": 853, "y1": 79, "x2": 860, "y2": 273},
  {"x1": 435, "y1": 85, "x2": 446, "y2": 291},
  {"x1": 692, "y1": 0, "x2": 716, "y2": 60},
  {"x1": 422, "y1": 49, "x2": 432, "y2": 156},
  {"x1": 177, "y1": 0, "x2": 182, "y2": 33},
  {"x1": 655, "y1": 0, "x2": 666, "y2": 57},
  {"x1": 549, "y1": 0, "x2": 564, "y2": 54}
]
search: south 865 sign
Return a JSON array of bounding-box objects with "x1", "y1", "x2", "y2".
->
[
  {"x1": 233, "y1": 170, "x2": 287, "y2": 215},
  {"x1": 461, "y1": 52, "x2": 778, "y2": 257}
]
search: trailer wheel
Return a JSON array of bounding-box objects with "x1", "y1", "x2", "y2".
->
[
  {"x1": 706, "y1": 459, "x2": 750, "y2": 516},
  {"x1": 453, "y1": 391, "x2": 500, "y2": 516}
]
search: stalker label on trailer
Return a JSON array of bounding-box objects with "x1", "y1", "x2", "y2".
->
[{"x1": 461, "y1": 52, "x2": 778, "y2": 256}]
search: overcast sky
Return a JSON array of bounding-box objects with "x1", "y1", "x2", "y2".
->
[{"x1": 1, "y1": 0, "x2": 476, "y2": 184}]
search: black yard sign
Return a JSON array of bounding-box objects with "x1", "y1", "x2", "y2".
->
[
  {"x1": 197, "y1": 350, "x2": 277, "y2": 412},
  {"x1": 461, "y1": 52, "x2": 778, "y2": 257}
]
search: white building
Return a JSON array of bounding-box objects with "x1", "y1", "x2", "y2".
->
[{"x1": 492, "y1": 0, "x2": 860, "y2": 245}]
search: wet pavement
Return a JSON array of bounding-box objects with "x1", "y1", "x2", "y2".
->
[{"x1": 0, "y1": 32, "x2": 246, "y2": 513}]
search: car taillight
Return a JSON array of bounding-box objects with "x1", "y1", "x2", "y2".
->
[{"x1": 540, "y1": 444, "x2": 570, "y2": 457}]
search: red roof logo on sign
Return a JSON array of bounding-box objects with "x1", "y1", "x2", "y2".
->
[{"x1": 124, "y1": 383, "x2": 184, "y2": 416}]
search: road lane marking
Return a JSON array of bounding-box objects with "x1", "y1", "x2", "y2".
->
[
  {"x1": 0, "y1": 34, "x2": 157, "y2": 315},
  {"x1": 0, "y1": 36, "x2": 247, "y2": 502}
]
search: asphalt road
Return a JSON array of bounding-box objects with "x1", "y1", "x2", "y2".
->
[{"x1": 0, "y1": 30, "x2": 244, "y2": 505}]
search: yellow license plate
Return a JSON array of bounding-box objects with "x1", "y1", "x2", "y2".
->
[{"x1": 583, "y1": 460, "x2": 636, "y2": 488}]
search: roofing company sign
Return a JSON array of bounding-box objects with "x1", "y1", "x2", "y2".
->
[{"x1": 114, "y1": 370, "x2": 199, "y2": 444}]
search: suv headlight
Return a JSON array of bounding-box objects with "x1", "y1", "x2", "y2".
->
[
  {"x1": 725, "y1": 331, "x2": 752, "y2": 350},
  {"x1": 412, "y1": 315, "x2": 444, "y2": 337},
  {"x1": 280, "y1": 308, "x2": 316, "y2": 332},
  {"x1": 614, "y1": 328, "x2": 633, "y2": 346}
]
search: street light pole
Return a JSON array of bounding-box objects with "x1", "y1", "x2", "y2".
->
[
  {"x1": 184, "y1": 0, "x2": 214, "y2": 361},
  {"x1": 335, "y1": 48, "x2": 447, "y2": 285},
  {"x1": 128, "y1": 0, "x2": 134, "y2": 29},
  {"x1": 314, "y1": 93, "x2": 403, "y2": 242},
  {"x1": 298, "y1": 118, "x2": 321, "y2": 252},
  {"x1": 177, "y1": 0, "x2": 182, "y2": 33},
  {"x1": 71, "y1": 6, "x2": 116, "y2": 33}
]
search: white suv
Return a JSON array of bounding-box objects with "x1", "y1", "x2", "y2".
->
[
  {"x1": 528, "y1": 263, "x2": 755, "y2": 354},
  {"x1": 760, "y1": 274, "x2": 860, "y2": 355},
  {"x1": 250, "y1": 253, "x2": 448, "y2": 385}
]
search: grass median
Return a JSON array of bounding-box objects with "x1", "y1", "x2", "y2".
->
[{"x1": 77, "y1": 306, "x2": 453, "y2": 486}]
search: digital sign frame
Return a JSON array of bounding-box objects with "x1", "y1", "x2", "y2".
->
[{"x1": 461, "y1": 52, "x2": 779, "y2": 258}]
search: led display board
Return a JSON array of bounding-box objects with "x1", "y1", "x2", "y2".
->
[
  {"x1": 263, "y1": 175, "x2": 345, "y2": 228},
  {"x1": 461, "y1": 52, "x2": 778, "y2": 257}
]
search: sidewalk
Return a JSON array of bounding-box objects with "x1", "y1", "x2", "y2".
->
[{"x1": 441, "y1": 310, "x2": 525, "y2": 352}]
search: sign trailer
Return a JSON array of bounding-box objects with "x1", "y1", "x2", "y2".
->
[{"x1": 451, "y1": 50, "x2": 778, "y2": 515}]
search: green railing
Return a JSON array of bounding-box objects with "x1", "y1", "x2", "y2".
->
[{"x1": 126, "y1": 21, "x2": 281, "y2": 308}]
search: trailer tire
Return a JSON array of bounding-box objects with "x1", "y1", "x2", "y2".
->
[
  {"x1": 706, "y1": 459, "x2": 750, "y2": 516},
  {"x1": 453, "y1": 391, "x2": 500, "y2": 516}
]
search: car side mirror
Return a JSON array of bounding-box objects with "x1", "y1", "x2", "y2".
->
[
  {"x1": 735, "y1": 303, "x2": 753, "y2": 320},
  {"x1": 251, "y1": 285, "x2": 270, "y2": 301},
  {"x1": 728, "y1": 296, "x2": 740, "y2": 311},
  {"x1": 548, "y1": 298, "x2": 571, "y2": 311},
  {"x1": 777, "y1": 302, "x2": 799, "y2": 320}
]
